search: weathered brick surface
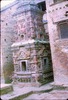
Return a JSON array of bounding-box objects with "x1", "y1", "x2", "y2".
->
[
  {"x1": 1, "y1": 2, "x2": 18, "y2": 83},
  {"x1": 1, "y1": 0, "x2": 53, "y2": 85},
  {"x1": 11, "y1": 1, "x2": 53, "y2": 86},
  {"x1": 46, "y1": 0, "x2": 68, "y2": 85}
]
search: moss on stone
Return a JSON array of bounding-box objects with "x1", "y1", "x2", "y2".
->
[
  {"x1": 53, "y1": 85, "x2": 67, "y2": 90},
  {"x1": 1, "y1": 86, "x2": 13, "y2": 95},
  {"x1": 3, "y1": 62, "x2": 14, "y2": 83},
  {"x1": 9, "y1": 92, "x2": 33, "y2": 100}
]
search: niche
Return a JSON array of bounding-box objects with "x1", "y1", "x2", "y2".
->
[{"x1": 21, "y1": 61, "x2": 26, "y2": 71}]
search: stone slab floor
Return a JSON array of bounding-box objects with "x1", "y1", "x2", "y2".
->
[
  {"x1": 1, "y1": 83, "x2": 52, "y2": 100},
  {"x1": 24, "y1": 90, "x2": 68, "y2": 100},
  {"x1": 1, "y1": 82, "x2": 68, "y2": 100}
]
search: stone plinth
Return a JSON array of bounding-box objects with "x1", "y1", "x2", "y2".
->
[{"x1": 12, "y1": 40, "x2": 53, "y2": 86}]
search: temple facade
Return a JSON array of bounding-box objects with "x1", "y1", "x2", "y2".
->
[
  {"x1": 1, "y1": 0, "x2": 53, "y2": 86},
  {"x1": 1, "y1": 0, "x2": 68, "y2": 87}
]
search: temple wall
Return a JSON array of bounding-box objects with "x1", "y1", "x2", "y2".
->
[
  {"x1": 1, "y1": 2, "x2": 18, "y2": 83},
  {"x1": 46, "y1": 0, "x2": 68, "y2": 85},
  {"x1": 11, "y1": 1, "x2": 53, "y2": 86},
  {"x1": 1, "y1": 0, "x2": 53, "y2": 85}
]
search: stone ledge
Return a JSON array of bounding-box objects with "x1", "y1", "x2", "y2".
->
[
  {"x1": 0, "y1": 84, "x2": 13, "y2": 95},
  {"x1": 1, "y1": 83, "x2": 52, "y2": 100},
  {"x1": 50, "y1": 82, "x2": 68, "y2": 90}
]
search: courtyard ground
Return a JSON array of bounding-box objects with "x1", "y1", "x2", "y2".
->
[{"x1": 1, "y1": 82, "x2": 68, "y2": 100}]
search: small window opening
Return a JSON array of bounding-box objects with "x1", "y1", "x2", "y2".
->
[
  {"x1": 1, "y1": 20, "x2": 4, "y2": 22},
  {"x1": 42, "y1": 58, "x2": 48, "y2": 68},
  {"x1": 40, "y1": 34, "x2": 43, "y2": 40},
  {"x1": 6, "y1": 57, "x2": 8, "y2": 58},
  {"x1": 37, "y1": 1, "x2": 46, "y2": 11},
  {"x1": 21, "y1": 62, "x2": 26, "y2": 71},
  {"x1": 21, "y1": 35, "x2": 24, "y2": 39},
  {"x1": 6, "y1": 23, "x2": 8, "y2": 25},
  {"x1": 44, "y1": 59, "x2": 47, "y2": 65},
  {"x1": 54, "y1": 0, "x2": 66, "y2": 3},
  {"x1": 4, "y1": 39, "x2": 6, "y2": 41},
  {"x1": 59, "y1": 22, "x2": 68, "y2": 39}
]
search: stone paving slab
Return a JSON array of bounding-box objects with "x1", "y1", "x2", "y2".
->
[
  {"x1": 2, "y1": 82, "x2": 68, "y2": 100},
  {"x1": 1, "y1": 83, "x2": 52, "y2": 100},
  {"x1": 24, "y1": 90, "x2": 68, "y2": 100},
  {"x1": 1, "y1": 86, "x2": 32, "y2": 100}
]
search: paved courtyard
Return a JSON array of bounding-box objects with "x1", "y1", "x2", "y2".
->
[
  {"x1": 1, "y1": 82, "x2": 68, "y2": 100},
  {"x1": 24, "y1": 90, "x2": 68, "y2": 100}
]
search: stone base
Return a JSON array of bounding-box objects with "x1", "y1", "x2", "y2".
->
[
  {"x1": 0, "y1": 84, "x2": 13, "y2": 95},
  {"x1": 50, "y1": 82, "x2": 68, "y2": 90},
  {"x1": 31, "y1": 82, "x2": 41, "y2": 87},
  {"x1": 17, "y1": 82, "x2": 32, "y2": 87},
  {"x1": 15, "y1": 82, "x2": 41, "y2": 88}
]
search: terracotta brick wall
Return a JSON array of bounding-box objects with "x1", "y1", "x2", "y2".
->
[
  {"x1": 46, "y1": 0, "x2": 68, "y2": 85},
  {"x1": 1, "y1": 2, "x2": 18, "y2": 83}
]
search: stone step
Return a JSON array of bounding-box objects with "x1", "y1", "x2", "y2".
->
[
  {"x1": 1, "y1": 86, "x2": 33, "y2": 100},
  {"x1": 23, "y1": 90, "x2": 68, "y2": 100},
  {"x1": 1, "y1": 83, "x2": 53, "y2": 100},
  {"x1": 50, "y1": 82, "x2": 68, "y2": 90},
  {"x1": 0, "y1": 84, "x2": 13, "y2": 95}
]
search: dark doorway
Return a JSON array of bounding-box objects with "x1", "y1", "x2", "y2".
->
[
  {"x1": 43, "y1": 58, "x2": 48, "y2": 69},
  {"x1": 37, "y1": 1, "x2": 46, "y2": 11},
  {"x1": 21, "y1": 62, "x2": 26, "y2": 71},
  {"x1": 44, "y1": 58, "x2": 47, "y2": 66}
]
